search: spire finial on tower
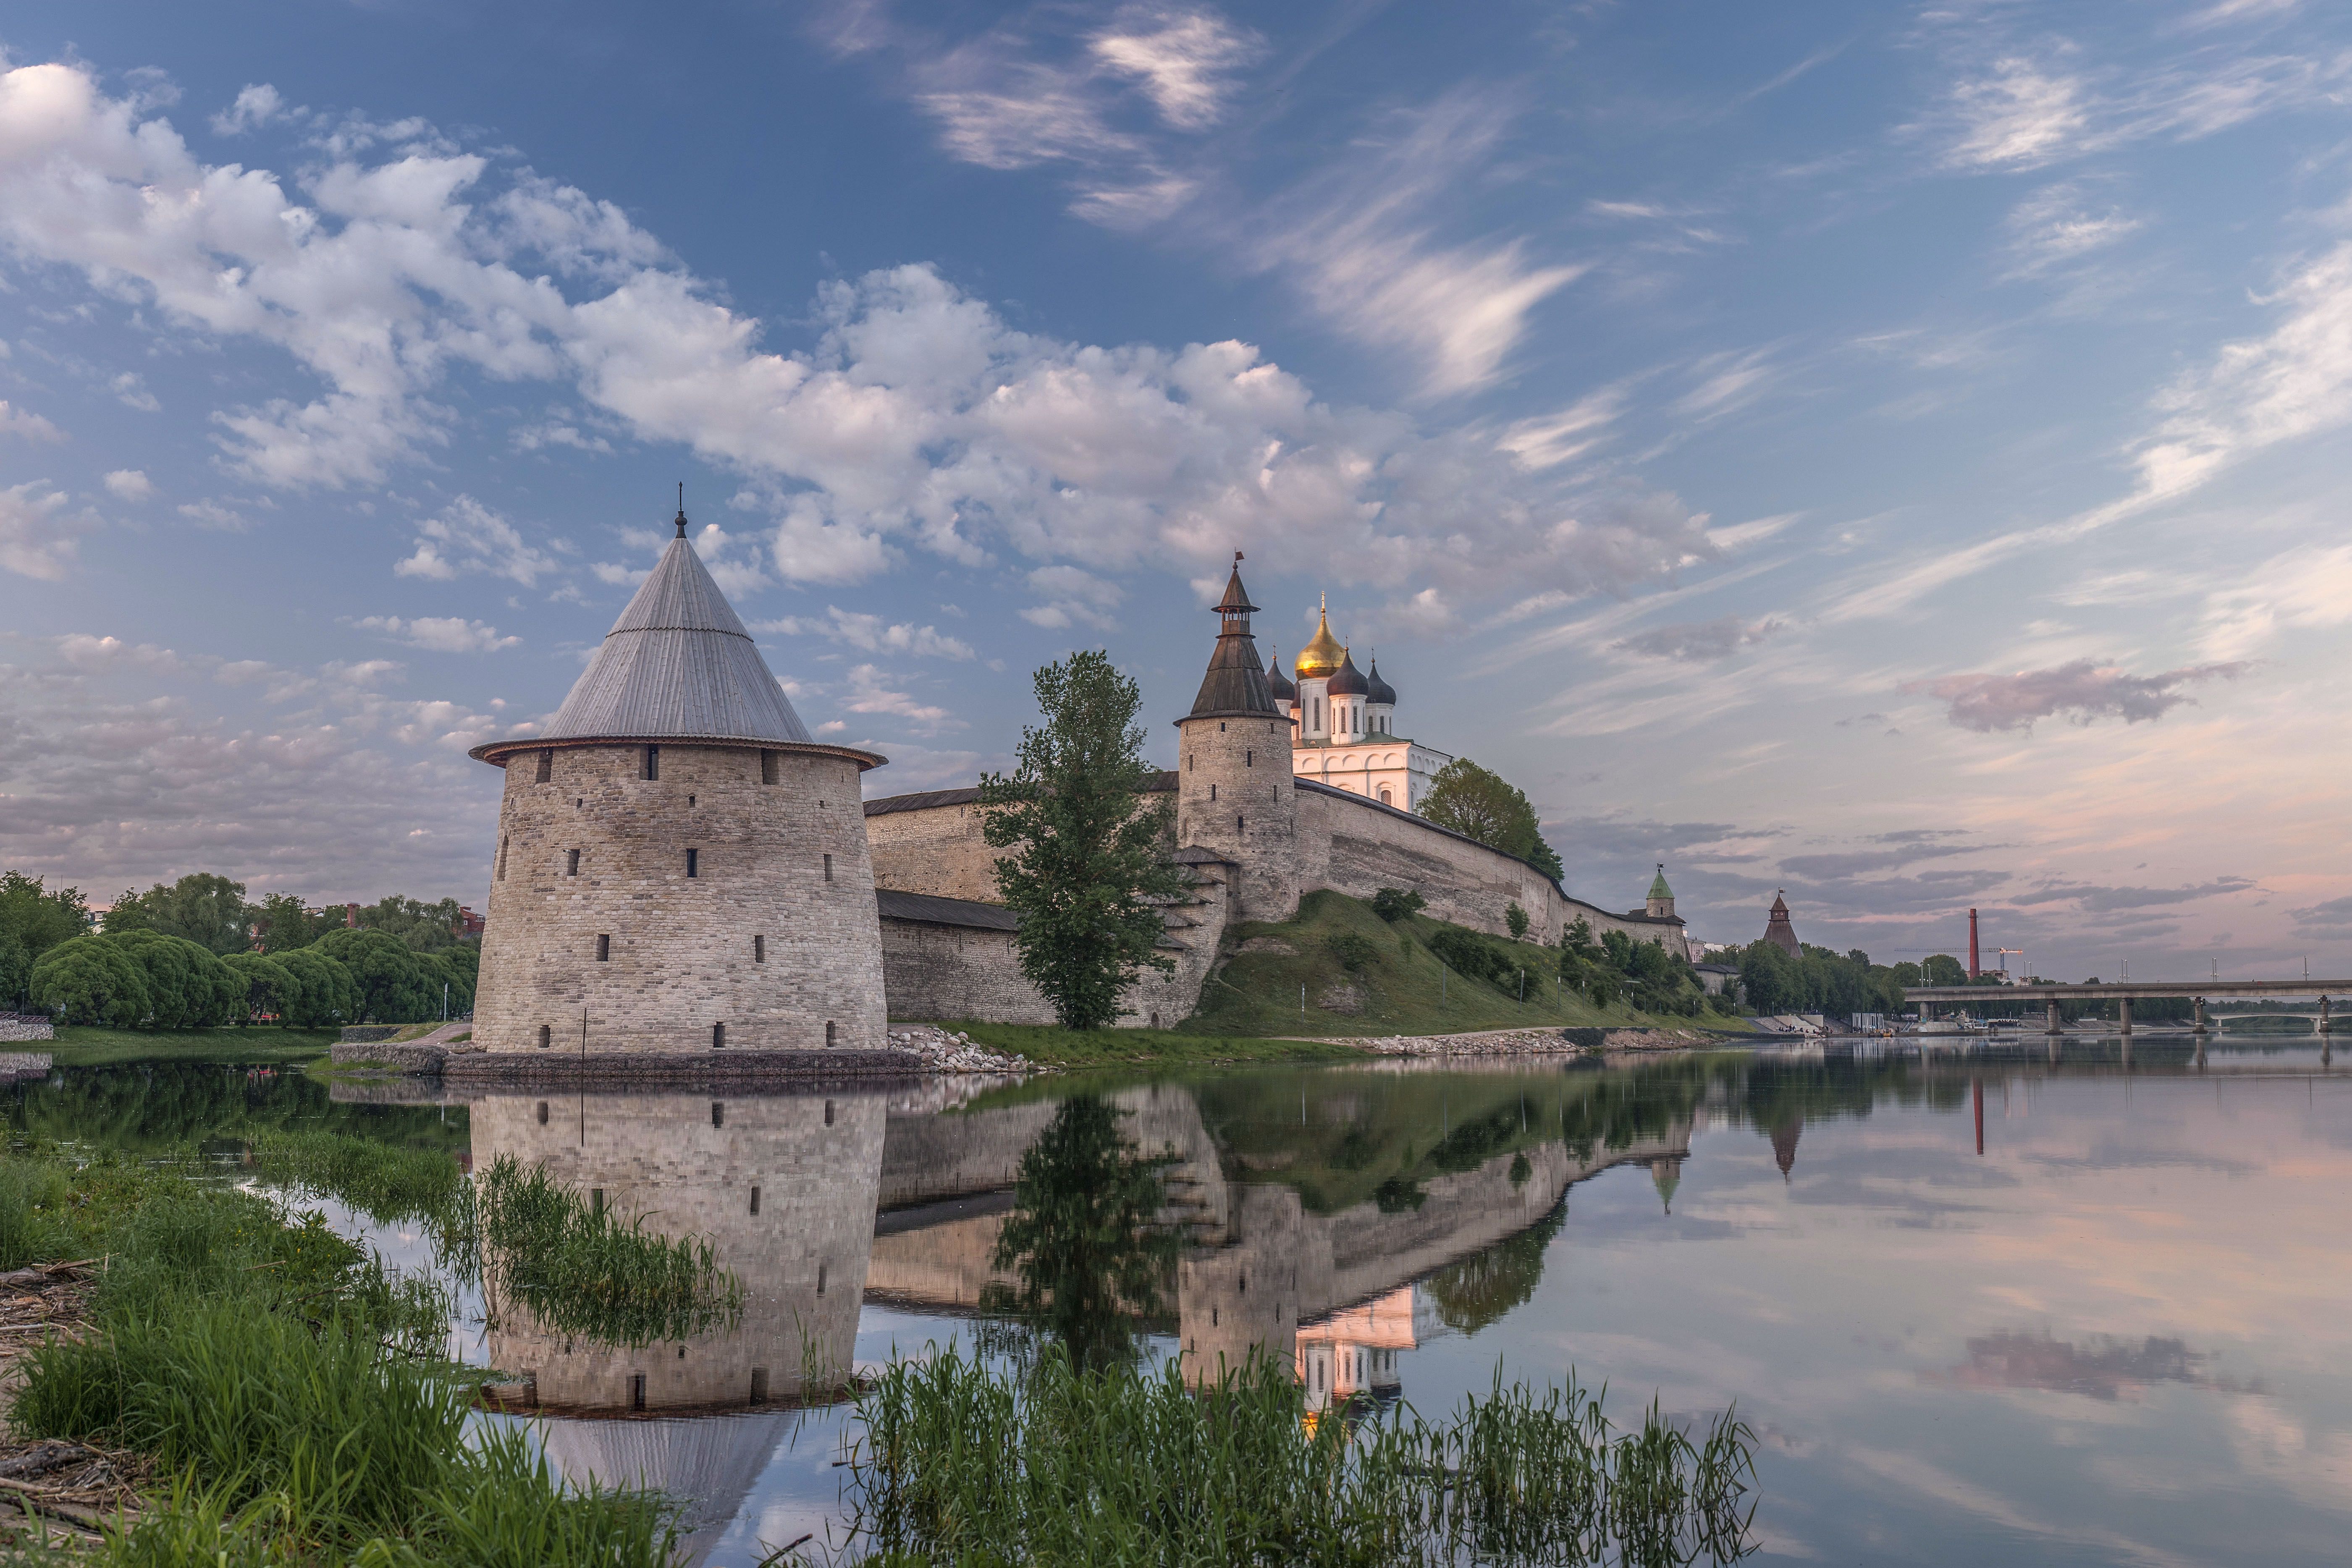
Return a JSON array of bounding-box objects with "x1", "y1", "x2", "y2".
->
[{"x1": 674, "y1": 482, "x2": 688, "y2": 539}]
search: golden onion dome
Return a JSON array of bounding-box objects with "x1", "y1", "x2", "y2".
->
[{"x1": 1295, "y1": 598, "x2": 1346, "y2": 681}]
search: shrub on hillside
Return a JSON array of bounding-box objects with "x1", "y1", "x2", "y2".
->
[
  {"x1": 1325, "y1": 932, "x2": 1381, "y2": 974},
  {"x1": 1370, "y1": 887, "x2": 1425, "y2": 922},
  {"x1": 1427, "y1": 926, "x2": 1509, "y2": 984}
]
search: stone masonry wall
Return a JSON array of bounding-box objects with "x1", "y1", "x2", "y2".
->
[
  {"x1": 864, "y1": 798, "x2": 1001, "y2": 903},
  {"x1": 476, "y1": 743, "x2": 887, "y2": 1055},
  {"x1": 1173, "y1": 713, "x2": 1300, "y2": 922},
  {"x1": 878, "y1": 861, "x2": 1231, "y2": 1031},
  {"x1": 475, "y1": 1089, "x2": 884, "y2": 1410}
]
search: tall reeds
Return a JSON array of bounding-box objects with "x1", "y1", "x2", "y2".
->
[
  {"x1": 843, "y1": 1347, "x2": 1757, "y2": 1567},
  {"x1": 475, "y1": 1153, "x2": 741, "y2": 1349}
]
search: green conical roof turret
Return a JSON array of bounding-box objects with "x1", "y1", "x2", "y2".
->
[{"x1": 1648, "y1": 864, "x2": 1673, "y2": 901}]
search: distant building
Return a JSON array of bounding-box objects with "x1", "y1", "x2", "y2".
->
[
  {"x1": 1275, "y1": 597, "x2": 1452, "y2": 811},
  {"x1": 1763, "y1": 890, "x2": 1800, "y2": 956}
]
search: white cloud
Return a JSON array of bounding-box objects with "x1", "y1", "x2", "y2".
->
[
  {"x1": 0, "y1": 58, "x2": 1703, "y2": 630},
  {"x1": 2003, "y1": 183, "x2": 2142, "y2": 277},
  {"x1": 841, "y1": 663, "x2": 959, "y2": 733},
  {"x1": 0, "y1": 482, "x2": 81, "y2": 579},
  {"x1": 210, "y1": 84, "x2": 287, "y2": 136},
  {"x1": 1497, "y1": 388, "x2": 1626, "y2": 471},
  {"x1": 1912, "y1": 659, "x2": 2250, "y2": 732},
  {"x1": 176, "y1": 499, "x2": 253, "y2": 531},
  {"x1": 0, "y1": 400, "x2": 61, "y2": 442},
  {"x1": 102, "y1": 468, "x2": 153, "y2": 500},
  {"x1": 1675, "y1": 346, "x2": 1780, "y2": 420},
  {"x1": 1088, "y1": 8, "x2": 1264, "y2": 130},
  {"x1": 2197, "y1": 543, "x2": 2352, "y2": 660},
  {"x1": 1019, "y1": 564, "x2": 1126, "y2": 632},
  {"x1": 1944, "y1": 58, "x2": 2089, "y2": 170},
  {"x1": 755, "y1": 606, "x2": 974, "y2": 660},
  {"x1": 351, "y1": 615, "x2": 522, "y2": 653},
  {"x1": 108, "y1": 372, "x2": 160, "y2": 413},
  {"x1": 394, "y1": 496, "x2": 565, "y2": 586}
]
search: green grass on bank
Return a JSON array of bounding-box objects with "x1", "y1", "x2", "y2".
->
[
  {"x1": 1184, "y1": 891, "x2": 1732, "y2": 1040},
  {"x1": 46, "y1": 1024, "x2": 342, "y2": 1067},
  {"x1": 933, "y1": 1021, "x2": 1369, "y2": 1069}
]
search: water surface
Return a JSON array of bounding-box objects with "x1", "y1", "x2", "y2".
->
[{"x1": 19, "y1": 1040, "x2": 2351, "y2": 1566}]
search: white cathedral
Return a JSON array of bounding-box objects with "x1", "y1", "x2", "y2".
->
[{"x1": 1270, "y1": 597, "x2": 1453, "y2": 811}]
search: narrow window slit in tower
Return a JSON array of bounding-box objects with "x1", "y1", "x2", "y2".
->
[
  {"x1": 1238, "y1": 814, "x2": 1246, "y2": 833},
  {"x1": 688, "y1": 794, "x2": 696, "y2": 807},
  {"x1": 749, "y1": 1187, "x2": 760, "y2": 1216},
  {"x1": 595, "y1": 934, "x2": 610, "y2": 962},
  {"x1": 535, "y1": 1102, "x2": 548, "y2": 1125},
  {"x1": 629, "y1": 1374, "x2": 645, "y2": 1411},
  {"x1": 817, "y1": 1263, "x2": 828, "y2": 1296},
  {"x1": 754, "y1": 935, "x2": 765, "y2": 962},
  {"x1": 686, "y1": 848, "x2": 699, "y2": 879},
  {"x1": 750, "y1": 1368, "x2": 769, "y2": 1404},
  {"x1": 643, "y1": 746, "x2": 659, "y2": 780},
  {"x1": 567, "y1": 849, "x2": 580, "y2": 876},
  {"x1": 825, "y1": 1021, "x2": 836, "y2": 1047},
  {"x1": 824, "y1": 1099, "x2": 835, "y2": 1125},
  {"x1": 712, "y1": 1023, "x2": 726, "y2": 1049},
  {"x1": 535, "y1": 749, "x2": 552, "y2": 783},
  {"x1": 591, "y1": 1189, "x2": 605, "y2": 1215},
  {"x1": 761, "y1": 750, "x2": 778, "y2": 785},
  {"x1": 1209, "y1": 784, "x2": 1216, "y2": 802},
  {"x1": 711, "y1": 1101, "x2": 724, "y2": 1128},
  {"x1": 537, "y1": 1024, "x2": 551, "y2": 1049},
  {"x1": 823, "y1": 853, "x2": 833, "y2": 882},
  {"x1": 1246, "y1": 750, "x2": 1252, "y2": 766}
]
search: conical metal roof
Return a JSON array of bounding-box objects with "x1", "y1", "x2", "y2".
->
[
  {"x1": 1649, "y1": 864, "x2": 1674, "y2": 901},
  {"x1": 545, "y1": 535, "x2": 811, "y2": 744},
  {"x1": 1186, "y1": 555, "x2": 1282, "y2": 720}
]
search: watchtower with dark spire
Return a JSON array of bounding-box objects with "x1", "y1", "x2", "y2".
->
[
  {"x1": 468, "y1": 498, "x2": 890, "y2": 1055},
  {"x1": 1764, "y1": 890, "x2": 1800, "y2": 957},
  {"x1": 1175, "y1": 555, "x2": 1299, "y2": 921}
]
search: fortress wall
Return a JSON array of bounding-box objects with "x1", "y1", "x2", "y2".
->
[
  {"x1": 865, "y1": 798, "x2": 1001, "y2": 903},
  {"x1": 880, "y1": 921, "x2": 1058, "y2": 1027},
  {"x1": 878, "y1": 861, "x2": 1231, "y2": 1031}
]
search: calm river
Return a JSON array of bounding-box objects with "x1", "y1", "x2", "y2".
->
[{"x1": 18, "y1": 1038, "x2": 2350, "y2": 1566}]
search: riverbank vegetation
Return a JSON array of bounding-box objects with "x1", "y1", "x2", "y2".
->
[
  {"x1": 0, "y1": 1133, "x2": 753, "y2": 1562},
  {"x1": 847, "y1": 1345, "x2": 1756, "y2": 1566},
  {"x1": 45, "y1": 1025, "x2": 341, "y2": 1067}
]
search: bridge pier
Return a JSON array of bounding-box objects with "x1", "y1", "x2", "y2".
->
[
  {"x1": 2118, "y1": 995, "x2": 2132, "y2": 1035},
  {"x1": 2045, "y1": 1000, "x2": 2063, "y2": 1036},
  {"x1": 2321, "y1": 996, "x2": 2333, "y2": 1036},
  {"x1": 2192, "y1": 997, "x2": 2208, "y2": 1034}
]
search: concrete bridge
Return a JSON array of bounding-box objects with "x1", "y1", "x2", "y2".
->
[{"x1": 1906, "y1": 979, "x2": 2352, "y2": 1035}]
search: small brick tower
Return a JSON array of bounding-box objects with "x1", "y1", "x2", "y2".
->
[
  {"x1": 469, "y1": 500, "x2": 889, "y2": 1055},
  {"x1": 1174, "y1": 555, "x2": 1299, "y2": 922}
]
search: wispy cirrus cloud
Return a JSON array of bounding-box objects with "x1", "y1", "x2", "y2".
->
[
  {"x1": 754, "y1": 605, "x2": 974, "y2": 660},
  {"x1": 350, "y1": 616, "x2": 522, "y2": 654},
  {"x1": 1614, "y1": 615, "x2": 1786, "y2": 662}
]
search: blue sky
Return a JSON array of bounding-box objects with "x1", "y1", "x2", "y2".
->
[{"x1": 4, "y1": 0, "x2": 2352, "y2": 980}]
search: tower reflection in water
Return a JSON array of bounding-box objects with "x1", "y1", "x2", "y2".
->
[
  {"x1": 470, "y1": 1089, "x2": 887, "y2": 1563},
  {"x1": 469, "y1": 1067, "x2": 1691, "y2": 1560}
]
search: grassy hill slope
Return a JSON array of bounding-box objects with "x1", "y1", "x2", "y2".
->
[{"x1": 1181, "y1": 890, "x2": 1726, "y2": 1039}]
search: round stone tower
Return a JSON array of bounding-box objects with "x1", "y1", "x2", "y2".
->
[
  {"x1": 468, "y1": 504, "x2": 887, "y2": 1055},
  {"x1": 1173, "y1": 555, "x2": 1299, "y2": 922}
]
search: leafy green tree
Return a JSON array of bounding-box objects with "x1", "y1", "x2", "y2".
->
[
  {"x1": 357, "y1": 895, "x2": 468, "y2": 953},
  {"x1": 432, "y1": 942, "x2": 480, "y2": 1013},
  {"x1": 1418, "y1": 759, "x2": 1562, "y2": 881},
  {"x1": 220, "y1": 952, "x2": 296, "y2": 1024},
  {"x1": 0, "y1": 936, "x2": 26, "y2": 1009},
  {"x1": 108, "y1": 930, "x2": 241, "y2": 1027},
  {"x1": 102, "y1": 873, "x2": 257, "y2": 955},
  {"x1": 1505, "y1": 902, "x2": 1530, "y2": 940},
  {"x1": 275, "y1": 948, "x2": 359, "y2": 1028},
  {"x1": 314, "y1": 929, "x2": 435, "y2": 1024},
  {"x1": 1921, "y1": 953, "x2": 1967, "y2": 987},
  {"x1": 255, "y1": 893, "x2": 340, "y2": 954},
  {"x1": 985, "y1": 1095, "x2": 1177, "y2": 1370},
  {"x1": 1370, "y1": 887, "x2": 1425, "y2": 922},
  {"x1": 29, "y1": 936, "x2": 150, "y2": 1027},
  {"x1": 978, "y1": 651, "x2": 1183, "y2": 1031},
  {"x1": 0, "y1": 872, "x2": 92, "y2": 968}
]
